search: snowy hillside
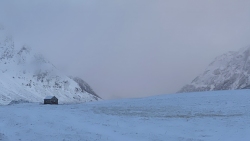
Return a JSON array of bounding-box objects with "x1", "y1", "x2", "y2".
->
[
  {"x1": 179, "y1": 46, "x2": 250, "y2": 93},
  {"x1": 0, "y1": 28, "x2": 100, "y2": 105},
  {"x1": 0, "y1": 90, "x2": 250, "y2": 141}
]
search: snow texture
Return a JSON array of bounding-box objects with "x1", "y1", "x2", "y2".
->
[
  {"x1": 0, "y1": 29, "x2": 100, "y2": 105},
  {"x1": 179, "y1": 46, "x2": 250, "y2": 93},
  {"x1": 0, "y1": 90, "x2": 250, "y2": 141}
]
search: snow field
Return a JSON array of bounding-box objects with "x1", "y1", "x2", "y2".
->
[{"x1": 1, "y1": 90, "x2": 250, "y2": 141}]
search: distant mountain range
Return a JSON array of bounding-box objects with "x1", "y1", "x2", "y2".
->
[
  {"x1": 179, "y1": 46, "x2": 250, "y2": 93},
  {"x1": 0, "y1": 28, "x2": 100, "y2": 105}
]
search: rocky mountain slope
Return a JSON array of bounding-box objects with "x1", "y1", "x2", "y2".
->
[
  {"x1": 0, "y1": 28, "x2": 100, "y2": 105},
  {"x1": 179, "y1": 46, "x2": 250, "y2": 93}
]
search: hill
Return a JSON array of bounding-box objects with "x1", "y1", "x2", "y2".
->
[
  {"x1": 179, "y1": 47, "x2": 250, "y2": 93},
  {"x1": 0, "y1": 28, "x2": 100, "y2": 105}
]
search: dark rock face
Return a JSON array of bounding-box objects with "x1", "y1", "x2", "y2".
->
[
  {"x1": 179, "y1": 47, "x2": 250, "y2": 93},
  {"x1": 71, "y1": 77, "x2": 101, "y2": 100}
]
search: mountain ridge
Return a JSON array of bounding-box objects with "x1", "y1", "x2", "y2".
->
[
  {"x1": 0, "y1": 29, "x2": 101, "y2": 105},
  {"x1": 179, "y1": 46, "x2": 250, "y2": 93}
]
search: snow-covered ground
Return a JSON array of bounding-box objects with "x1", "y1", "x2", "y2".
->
[{"x1": 1, "y1": 90, "x2": 250, "y2": 141}]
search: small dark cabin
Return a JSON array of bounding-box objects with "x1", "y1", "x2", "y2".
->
[{"x1": 44, "y1": 96, "x2": 58, "y2": 104}]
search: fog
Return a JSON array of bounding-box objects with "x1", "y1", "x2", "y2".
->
[{"x1": 0, "y1": 0, "x2": 250, "y2": 99}]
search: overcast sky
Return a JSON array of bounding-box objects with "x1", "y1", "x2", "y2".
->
[{"x1": 0, "y1": 0, "x2": 250, "y2": 99}]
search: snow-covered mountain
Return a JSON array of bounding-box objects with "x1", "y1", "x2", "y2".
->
[
  {"x1": 179, "y1": 46, "x2": 250, "y2": 93},
  {"x1": 0, "y1": 28, "x2": 101, "y2": 105}
]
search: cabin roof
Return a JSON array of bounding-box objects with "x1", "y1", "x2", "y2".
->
[{"x1": 44, "y1": 96, "x2": 55, "y2": 99}]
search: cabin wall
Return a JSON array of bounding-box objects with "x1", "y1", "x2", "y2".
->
[{"x1": 44, "y1": 97, "x2": 58, "y2": 104}]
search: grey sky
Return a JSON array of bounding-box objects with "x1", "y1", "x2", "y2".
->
[{"x1": 1, "y1": 0, "x2": 250, "y2": 99}]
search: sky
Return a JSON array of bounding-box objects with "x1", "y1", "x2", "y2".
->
[{"x1": 0, "y1": 0, "x2": 250, "y2": 99}]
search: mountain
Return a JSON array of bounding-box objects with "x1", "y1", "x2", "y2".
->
[
  {"x1": 179, "y1": 46, "x2": 250, "y2": 93},
  {"x1": 70, "y1": 77, "x2": 101, "y2": 100},
  {"x1": 0, "y1": 28, "x2": 101, "y2": 105}
]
